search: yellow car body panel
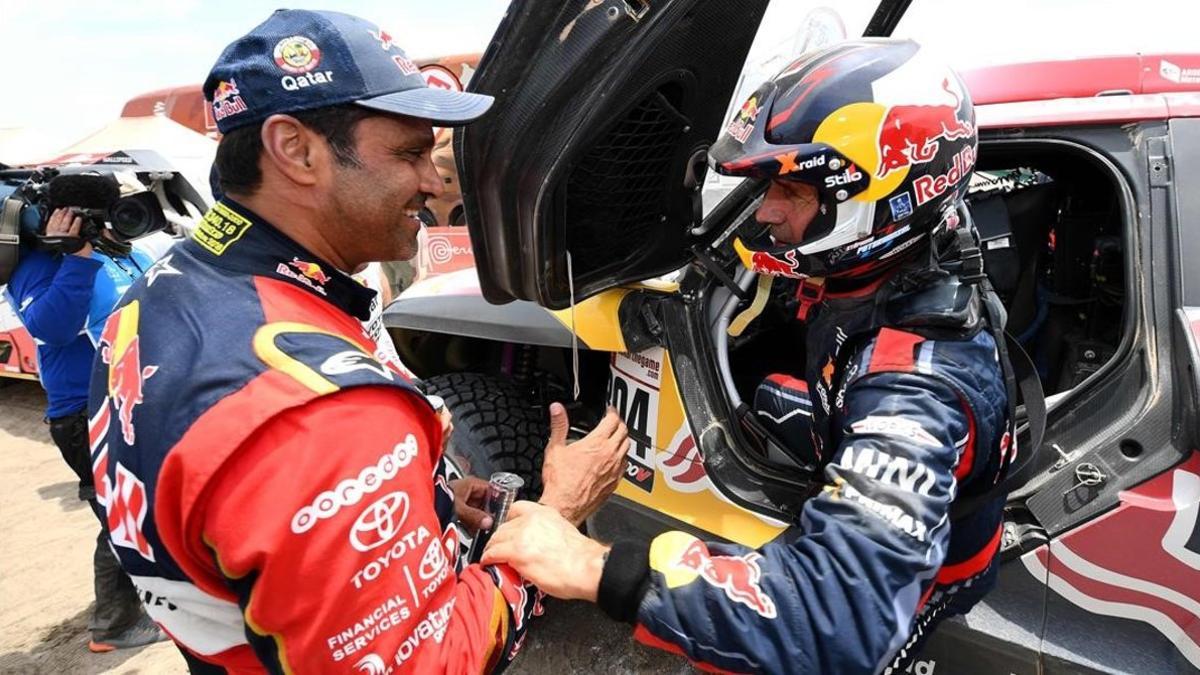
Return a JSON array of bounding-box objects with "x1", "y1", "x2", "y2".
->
[
  {"x1": 547, "y1": 288, "x2": 632, "y2": 352},
  {"x1": 549, "y1": 287, "x2": 786, "y2": 547},
  {"x1": 608, "y1": 346, "x2": 787, "y2": 547}
]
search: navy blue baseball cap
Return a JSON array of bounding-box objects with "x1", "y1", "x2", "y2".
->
[{"x1": 203, "y1": 9, "x2": 492, "y2": 134}]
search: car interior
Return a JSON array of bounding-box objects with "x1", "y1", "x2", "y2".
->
[{"x1": 710, "y1": 143, "x2": 1129, "y2": 469}]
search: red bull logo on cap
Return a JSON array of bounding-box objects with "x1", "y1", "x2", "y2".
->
[
  {"x1": 211, "y1": 79, "x2": 248, "y2": 121},
  {"x1": 675, "y1": 540, "x2": 778, "y2": 618},
  {"x1": 98, "y1": 302, "x2": 158, "y2": 446},
  {"x1": 213, "y1": 79, "x2": 240, "y2": 103},
  {"x1": 370, "y1": 28, "x2": 396, "y2": 51}
]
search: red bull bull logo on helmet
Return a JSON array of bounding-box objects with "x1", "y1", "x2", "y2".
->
[
  {"x1": 727, "y1": 96, "x2": 760, "y2": 144},
  {"x1": 750, "y1": 249, "x2": 801, "y2": 277},
  {"x1": 674, "y1": 540, "x2": 777, "y2": 618},
  {"x1": 732, "y1": 239, "x2": 811, "y2": 279},
  {"x1": 875, "y1": 80, "x2": 973, "y2": 179},
  {"x1": 98, "y1": 302, "x2": 158, "y2": 446}
]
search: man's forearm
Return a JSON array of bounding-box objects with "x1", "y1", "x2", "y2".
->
[
  {"x1": 20, "y1": 257, "x2": 101, "y2": 345},
  {"x1": 539, "y1": 493, "x2": 587, "y2": 527}
]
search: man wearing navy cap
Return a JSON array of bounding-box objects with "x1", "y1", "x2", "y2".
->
[{"x1": 87, "y1": 10, "x2": 627, "y2": 673}]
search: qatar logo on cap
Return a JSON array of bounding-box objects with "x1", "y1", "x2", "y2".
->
[{"x1": 274, "y1": 35, "x2": 321, "y2": 74}]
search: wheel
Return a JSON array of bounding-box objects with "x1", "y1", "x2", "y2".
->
[
  {"x1": 423, "y1": 372, "x2": 547, "y2": 500},
  {"x1": 417, "y1": 206, "x2": 438, "y2": 227}
]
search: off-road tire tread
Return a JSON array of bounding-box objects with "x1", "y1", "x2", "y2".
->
[{"x1": 424, "y1": 372, "x2": 546, "y2": 499}]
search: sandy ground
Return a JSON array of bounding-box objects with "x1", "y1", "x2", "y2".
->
[
  {"x1": 0, "y1": 380, "x2": 182, "y2": 675},
  {"x1": 0, "y1": 380, "x2": 683, "y2": 675}
]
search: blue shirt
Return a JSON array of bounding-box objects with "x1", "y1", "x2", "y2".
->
[{"x1": 5, "y1": 246, "x2": 152, "y2": 417}]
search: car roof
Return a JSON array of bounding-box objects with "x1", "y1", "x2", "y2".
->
[{"x1": 965, "y1": 53, "x2": 1200, "y2": 128}]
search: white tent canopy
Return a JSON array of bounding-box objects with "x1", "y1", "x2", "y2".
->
[
  {"x1": 0, "y1": 126, "x2": 78, "y2": 167},
  {"x1": 55, "y1": 116, "x2": 217, "y2": 201}
]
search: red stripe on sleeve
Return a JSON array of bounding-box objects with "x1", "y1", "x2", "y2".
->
[
  {"x1": 867, "y1": 328, "x2": 924, "y2": 374},
  {"x1": 936, "y1": 524, "x2": 1004, "y2": 585},
  {"x1": 765, "y1": 373, "x2": 809, "y2": 391},
  {"x1": 633, "y1": 624, "x2": 742, "y2": 674}
]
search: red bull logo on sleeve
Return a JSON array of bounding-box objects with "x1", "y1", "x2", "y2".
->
[
  {"x1": 674, "y1": 539, "x2": 778, "y2": 618},
  {"x1": 98, "y1": 302, "x2": 158, "y2": 446}
]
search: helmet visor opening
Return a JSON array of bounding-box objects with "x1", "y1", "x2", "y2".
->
[{"x1": 713, "y1": 142, "x2": 869, "y2": 204}]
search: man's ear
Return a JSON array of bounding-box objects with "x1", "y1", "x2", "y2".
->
[{"x1": 259, "y1": 114, "x2": 328, "y2": 187}]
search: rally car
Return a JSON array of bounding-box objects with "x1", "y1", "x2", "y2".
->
[{"x1": 383, "y1": 1, "x2": 1200, "y2": 672}]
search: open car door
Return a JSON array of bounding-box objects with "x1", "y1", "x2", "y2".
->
[
  {"x1": 457, "y1": 0, "x2": 772, "y2": 308},
  {"x1": 458, "y1": 0, "x2": 911, "y2": 309}
]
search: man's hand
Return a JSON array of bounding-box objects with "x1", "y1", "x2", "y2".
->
[
  {"x1": 539, "y1": 404, "x2": 629, "y2": 526},
  {"x1": 481, "y1": 501, "x2": 608, "y2": 601},
  {"x1": 449, "y1": 477, "x2": 493, "y2": 532},
  {"x1": 45, "y1": 208, "x2": 92, "y2": 257}
]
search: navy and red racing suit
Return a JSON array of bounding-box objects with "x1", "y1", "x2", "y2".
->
[
  {"x1": 599, "y1": 272, "x2": 1014, "y2": 674},
  {"x1": 87, "y1": 200, "x2": 537, "y2": 673}
]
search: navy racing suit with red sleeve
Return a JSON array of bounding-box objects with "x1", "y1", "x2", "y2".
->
[
  {"x1": 87, "y1": 200, "x2": 538, "y2": 673},
  {"x1": 599, "y1": 270, "x2": 1015, "y2": 675}
]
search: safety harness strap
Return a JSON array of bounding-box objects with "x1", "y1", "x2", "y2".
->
[{"x1": 949, "y1": 283, "x2": 1046, "y2": 519}]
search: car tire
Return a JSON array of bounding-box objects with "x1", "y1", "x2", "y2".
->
[{"x1": 423, "y1": 372, "x2": 547, "y2": 500}]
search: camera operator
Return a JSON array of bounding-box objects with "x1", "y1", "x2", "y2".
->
[{"x1": 3, "y1": 203, "x2": 165, "y2": 653}]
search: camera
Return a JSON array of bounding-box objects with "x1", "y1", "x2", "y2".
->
[
  {"x1": 2, "y1": 167, "x2": 167, "y2": 247},
  {"x1": 0, "y1": 151, "x2": 212, "y2": 283}
]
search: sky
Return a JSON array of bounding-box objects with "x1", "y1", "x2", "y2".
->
[
  {"x1": 0, "y1": 0, "x2": 510, "y2": 138},
  {"x1": 4, "y1": 0, "x2": 1200, "y2": 155}
]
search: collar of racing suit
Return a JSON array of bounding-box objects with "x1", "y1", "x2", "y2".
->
[{"x1": 185, "y1": 198, "x2": 376, "y2": 321}]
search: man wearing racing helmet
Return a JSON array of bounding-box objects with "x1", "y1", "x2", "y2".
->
[{"x1": 482, "y1": 40, "x2": 1019, "y2": 674}]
